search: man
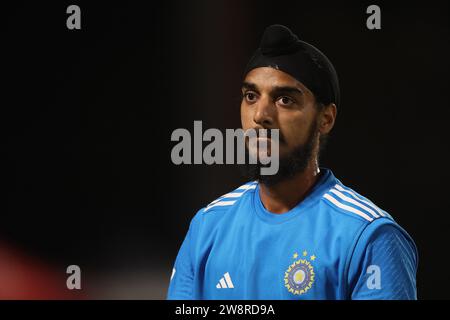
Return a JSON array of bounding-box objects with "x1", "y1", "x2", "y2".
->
[{"x1": 167, "y1": 25, "x2": 418, "y2": 299}]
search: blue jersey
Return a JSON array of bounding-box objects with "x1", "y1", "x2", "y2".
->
[{"x1": 167, "y1": 168, "x2": 418, "y2": 300}]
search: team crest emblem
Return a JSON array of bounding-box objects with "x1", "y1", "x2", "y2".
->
[{"x1": 284, "y1": 250, "x2": 316, "y2": 295}]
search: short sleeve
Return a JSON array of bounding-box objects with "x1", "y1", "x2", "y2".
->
[
  {"x1": 348, "y1": 220, "x2": 418, "y2": 300},
  {"x1": 166, "y1": 212, "x2": 200, "y2": 300}
]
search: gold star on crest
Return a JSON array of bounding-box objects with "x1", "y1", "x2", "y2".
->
[
  {"x1": 302, "y1": 250, "x2": 308, "y2": 257},
  {"x1": 310, "y1": 255, "x2": 316, "y2": 261},
  {"x1": 293, "y1": 252, "x2": 298, "y2": 259}
]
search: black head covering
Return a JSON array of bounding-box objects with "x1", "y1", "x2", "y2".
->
[{"x1": 244, "y1": 24, "x2": 340, "y2": 107}]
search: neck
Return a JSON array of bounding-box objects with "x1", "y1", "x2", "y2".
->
[{"x1": 258, "y1": 158, "x2": 321, "y2": 214}]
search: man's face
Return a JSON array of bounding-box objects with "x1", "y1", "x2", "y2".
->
[{"x1": 240, "y1": 67, "x2": 319, "y2": 161}]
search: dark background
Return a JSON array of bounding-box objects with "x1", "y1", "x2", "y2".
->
[{"x1": 2, "y1": 1, "x2": 449, "y2": 299}]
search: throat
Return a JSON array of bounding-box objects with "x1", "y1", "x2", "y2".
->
[{"x1": 259, "y1": 166, "x2": 321, "y2": 214}]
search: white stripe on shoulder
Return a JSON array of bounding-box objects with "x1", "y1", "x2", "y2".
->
[
  {"x1": 204, "y1": 200, "x2": 236, "y2": 212},
  {"x1": 323, "y1": 193, "x2": 374, "y2": 222},
  {"x1": 208, "y1": 192, "x2": 249, "y2": 206},
  {"x1": 237, "y1": 183, "x2": 257, "y2": 190},
  {"x1": 329, "y1": 188, "x2": 380, "y2": 219},
  {"x1": 334, "y1": 184, "x2": 386, "y2": 217},
  {"x1": 204, "y1": 181, "x2": 257, "y2": 212}
]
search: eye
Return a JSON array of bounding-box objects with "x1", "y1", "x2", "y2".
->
[
  {"x1": 244, "y1": 91, "x2": 258, "y2": 103},
  {"x1": 277, "y1": 96, "x2": 294, "y2": 107}
]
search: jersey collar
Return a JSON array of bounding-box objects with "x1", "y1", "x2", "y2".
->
[{"x1": 253, "y1": 167, "x2": 337, "y2": 224}]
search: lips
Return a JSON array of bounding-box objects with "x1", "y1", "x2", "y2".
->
[
  {"x1": 255, "y1": 129, "x2": 272, "y2": 140},
  {"x1": 256, "y1": 137, "x2": 272, "y2": 145}
]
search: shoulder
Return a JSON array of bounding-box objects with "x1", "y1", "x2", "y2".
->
[
  {"x1": 320, "y1": 181, "x2": 393, "y2": 224},
  {"x1": 318, "y1": 179, "x2": 418, "y2": 296},
  {"x1": 319, "y1": 179, "x2": 418, "y2": 266},
  {"x1": 188, "y1": 180, "x2": 257, "y2": 227},
  {"x1": 319, "y1": 180, "x2": 416, "y2": 252},
  {"x1": 201, "y1": 180, "x2": 257, "y2": 214}
]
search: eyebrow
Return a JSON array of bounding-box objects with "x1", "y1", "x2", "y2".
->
[
  {"x1": 242, "y1": 82, "x2": 258, "y2": 92},
  {"x1": 241, "y1": 81, "x2": 303, "y2": 96}
]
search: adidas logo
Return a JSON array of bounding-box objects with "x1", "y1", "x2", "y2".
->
[{"x1": 216, "y1": 272, "x2": 234, "y2": 289}]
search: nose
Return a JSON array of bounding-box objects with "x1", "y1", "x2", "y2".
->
[{"x1": 253, "y1": 95, "x2": 275, "y2": 127}]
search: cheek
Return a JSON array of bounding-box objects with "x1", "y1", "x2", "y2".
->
[
  {"x1": 279, "y1": 112, "x2": 311, "y2": 146},
  {"x1": 240, "y1": 103, "x2": 253, "y2": 129}
]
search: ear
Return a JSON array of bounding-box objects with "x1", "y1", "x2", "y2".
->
[{"x1": 318, "y1": 103, "x2": 337, "y2": 135}]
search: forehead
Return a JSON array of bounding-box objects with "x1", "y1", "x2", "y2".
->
[{"x1": 242, "y1": 67, "x2": 312, "y2": 94}]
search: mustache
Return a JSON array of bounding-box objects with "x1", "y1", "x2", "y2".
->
[{"x1": 246, "y1": 128, "x2": 286, "y2": 144}]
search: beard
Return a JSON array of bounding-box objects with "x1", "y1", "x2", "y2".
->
[{"x1": 238, "y1": 120, "x2": 318, "y2": 187}]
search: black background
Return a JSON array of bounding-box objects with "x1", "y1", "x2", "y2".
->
[{"x1": 2, "y1": 1, "x2": 449, "y2": 299}]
